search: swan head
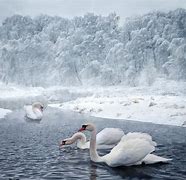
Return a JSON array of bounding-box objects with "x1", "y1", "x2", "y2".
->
[
  {"x1": 60, "y1": 139, "x2": 72, "y2": 146},
  {"x1": 78, "y1": 123, "x2": 95, "y2": 132},
  {"x1": 32, "y1": 102, "x2": 44, "y2": 112}
]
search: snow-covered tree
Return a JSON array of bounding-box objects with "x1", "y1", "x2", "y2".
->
[{"x1": 0, "y1": 9, "x2": 185, "y2": 86}]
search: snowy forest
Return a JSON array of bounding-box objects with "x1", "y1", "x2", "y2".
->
[{"x1": 0, "y1": 8, "x2": 186, "y2": 87}]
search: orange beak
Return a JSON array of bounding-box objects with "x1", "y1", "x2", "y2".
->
[{"x1": 78, "y1": 127, "x2": 85, "y2": 132}]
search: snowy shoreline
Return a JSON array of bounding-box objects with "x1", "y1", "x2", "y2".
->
[
  {"x1": 0, "y1": 82, "x2": 186, "y2": 126},
  {"x1": 49, "y1": 86, "x2": 186, "y2": 127}
]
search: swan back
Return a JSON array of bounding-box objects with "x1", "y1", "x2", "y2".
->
[{"x1": 121, "y1": 132, "x2": 157, "y2": 146}]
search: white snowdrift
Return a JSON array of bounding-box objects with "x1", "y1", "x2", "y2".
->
[
  {"x1": 0, "y1": 108, "x2": 12, "y2": 119},
  {"x1": 49, "y1": 86, "x2": 186, "y2": 127}
]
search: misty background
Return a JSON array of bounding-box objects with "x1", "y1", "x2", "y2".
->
[{"x1": 1, "y1": 0, "x2": 186, "y2": 24}]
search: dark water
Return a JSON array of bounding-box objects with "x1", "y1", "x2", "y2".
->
[{"x1": 0, "y1": 108, "x2": 186, "y2": 180}]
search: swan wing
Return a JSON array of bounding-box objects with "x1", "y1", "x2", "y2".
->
[
  {"x1": 121, "y1": 132, "x2": 157, "y2": 146},
  {"x1": 103, "y1": 138, "x2": 155, "y2": 167},
  {"x1": 96, "y1": 128, "x2": 124, "y2": 147}
]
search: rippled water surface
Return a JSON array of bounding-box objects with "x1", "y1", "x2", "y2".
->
[{"x1": 0, "y1": 108, "x2": 186, "y2": 179}]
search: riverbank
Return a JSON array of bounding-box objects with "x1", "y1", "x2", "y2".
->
[
  {"x1": 0, "y1": 81, "x2": 186, "y2": 126},
  {"x1": 49, "y1": 87, "x2": 186, "y2": 126}
]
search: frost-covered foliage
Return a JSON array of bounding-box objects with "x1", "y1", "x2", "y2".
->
[{"x1": 0, "y1": 9, "x2": 186, "y2": 86}]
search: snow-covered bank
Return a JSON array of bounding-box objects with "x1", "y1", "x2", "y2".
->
[
  {"x1": 0, "y1": 108, "x2": 12, "y2": 119},
  {"x1": 49, "y1": 85, "x2": 186, "y2": 127},
  {"x1": 0, "y1": 81, "x2": 186, "y2": 126}
]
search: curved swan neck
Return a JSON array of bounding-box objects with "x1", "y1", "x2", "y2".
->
[
  {"x1": 33, "y1": 107, "x2": 41, "y2": 113},
  {"x1": 69, "y1": 133, "x2": 87, "y2": 147},
  {"x1": 90, "y1": 128, "x2": 103, "y2": 162}
]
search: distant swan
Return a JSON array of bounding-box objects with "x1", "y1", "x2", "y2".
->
[
  {"x1": 78, "y1": 123, "x2": 172, "y2": 167},
  {"x1": 60, "y1": 128, "x2": 124, "y2": 149},
  {"x1": 24, "y1": 102, "x2": 44, "y2": 121}
]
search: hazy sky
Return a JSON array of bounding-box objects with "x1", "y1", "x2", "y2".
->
[{"x1": 0, "y1": 0, "x2": 186, "y2": 24}]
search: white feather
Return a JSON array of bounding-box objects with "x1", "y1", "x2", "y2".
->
[
  {"x1": 103, "y1": 138, "x2": 155, "y2": 167},
  {"x1": 121, "y1": 132, "x2": 157, "y2": 146}
]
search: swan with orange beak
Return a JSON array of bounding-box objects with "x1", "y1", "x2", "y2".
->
[{"x1": 78, "y1": 123, "x2": 172, "y2": 167}]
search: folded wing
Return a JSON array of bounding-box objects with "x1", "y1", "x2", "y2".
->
[{"x1": 103, "y1": 138, "x2": 155, "y2": 167}]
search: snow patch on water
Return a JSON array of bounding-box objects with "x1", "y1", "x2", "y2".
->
[{"x1": 0, "y1": 108, "x2": 12, "y2": 119}]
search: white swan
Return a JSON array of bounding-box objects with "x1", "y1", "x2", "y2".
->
[
  {"x1": 78, "y1": 123, "x2": 172, "y2": 167},
  {"x1": 24, "y1": 102, "x2": 44, "y2": 121},
  {"x1": 61, "y1": 128, "x2": 124, "y2": 149}
]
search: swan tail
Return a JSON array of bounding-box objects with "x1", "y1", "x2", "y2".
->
[{"x1": 142, "y1": 154, "x2": 172, "y2": 164}]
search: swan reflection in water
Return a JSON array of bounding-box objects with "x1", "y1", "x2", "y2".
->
[
  {"x1": 89, "y1": 163, "x2": 97, "y2": 180},
  {"x1": 88, "y1": 158, "x2": 161, "y2": 180}
]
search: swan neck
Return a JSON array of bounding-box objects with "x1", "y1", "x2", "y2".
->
[
  {"x1": 33, "y1": 107, "x2": 41, "y2": 113},
  {"x1": 90, "y1": 128, "x2": 102, "y2": 162},
  {"x1": 76, "y1": 133, "x2": 87, "y2": 148}
]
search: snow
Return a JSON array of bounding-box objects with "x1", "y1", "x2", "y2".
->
[
  {"x1": 0, "y1": 82, "x2": 43, "y2": 98},
  {"x1": 0, "y1": 108, "x2": 12, "y2": 119},
  {"x1": 0, "y1": 81, "x2": 186, "y2": 127},
  {"x1": 0, "y1": 9, "x2": 185, "y2": 128},
  {"x1": 0, "y1": 83, "x2": 93, "y2": 109},
  {"x1": 49, "y1": 85, "x2": 186, "y2": 127}
]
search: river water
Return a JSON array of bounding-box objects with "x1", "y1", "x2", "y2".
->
[{"x1": 0, "y1": 107, "x2": 186, "y2": 179}]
